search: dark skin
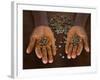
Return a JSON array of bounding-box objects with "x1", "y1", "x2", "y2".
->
[
  {"x1": 65, "y1": 26, "x2": 89, "y2": 59},
  {"x1": 26, "y1": 26, "x2": 56, "y2": 64},
  {"x1": 26, "y1": 25, "x2": 89, "y2": 64}
]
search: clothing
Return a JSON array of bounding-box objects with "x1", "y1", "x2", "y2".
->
[{"x1": 23, "y1": 10, "x2": 90, "y2": 69}]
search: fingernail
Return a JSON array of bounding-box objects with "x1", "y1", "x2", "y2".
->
[
  {"x1": 66, "y1": 51, "x2": 68, "y2": 54},
  {"x1": 49, "y1": 59, "x2": 53, "y2": 63},
  {"x1": 77, "y1": 53, "x2": 80, "y2": 56},
  {"x1": 43, "y1": 60, "x2": 47, "y2": 64},
  {"x1": 86, "y1": 48, "x2": 89, "y2": 52},
  {"x1": 38, "y1": 55, "x2": 42, "y2": 59},
  {"x1": 72, "y1": 55, "x2": 76, "y2": 59},
  {"x1": 67, "y1": 55, "x2": 71, "y2": 59},
  {"x1": 26, "y1": 49, "x2": 29, "y2": 54}
]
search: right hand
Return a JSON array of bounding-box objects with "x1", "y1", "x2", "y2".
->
[
  {"x1": 26, "y1": 26, "x2": 56, "y2": 64},
  {"x1": 65, "y1": 26, "x2": 89, "y2": 59}
]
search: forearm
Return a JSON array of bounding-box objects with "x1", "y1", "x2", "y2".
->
[
  {"x1": 32, "y1": 11, "x2": 48, "y2": 27},
  {"x1": 74, "y1": 13, "x2": 89, "y2": 28}
]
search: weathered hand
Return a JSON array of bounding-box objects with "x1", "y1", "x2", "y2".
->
[
  {"x1": 65, "y1": 26, "x2": 89, "y2": 59},
  {"x1": 26, "y1": 26, "x2": 56, "y2": 64}
]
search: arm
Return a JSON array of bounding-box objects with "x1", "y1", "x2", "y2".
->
[
  {"x1": 26, "y1": 11, "x2": 56, "y2": 64},
  {"x1": 31, "y1": 11, "x2": 48, "y2": 26},
  {"x1": 74, "y1": 13, "x2": 89, "y2": 27},
  {"x1": 65, "y1": 13, "x2": 90, "y2": 59}
]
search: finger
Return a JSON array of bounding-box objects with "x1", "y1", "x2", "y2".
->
[
  {"x1": 65, "y1": 38, "x2": 71, "y2": 54},
  {"x1": 67, "y1": 44, "x2": 73, "y2": 59},
  {"x1": 71, "y1": 46, "x2": 77, "y2": 59},
  {"x1": 26, "y1": 38, "x2": 35, "y2": 54},
  {"x1": 65, "y1": 36, "x2": 72, "y2": 54},
  {"x1": 83, "y1": 37, "x2": 89, "y2": 52},
  {"x1": 35, "y1": 46, "x2": 42, "y2": 59},
  {"x1": 77, "y1": 40, "x2": 83, "y2": 56},
  {"x1": 47, "y1": 46, "x2": 53, "y2": 63},
  {"x1": 42, "y1": 47, "x2": 48, "y2": 64},
  {"x1": 65, "y1": 41, "x2": 69, "y2": 54},
  {"x1": 51, "y1": 40, "x2": 56, "y2": 56}
]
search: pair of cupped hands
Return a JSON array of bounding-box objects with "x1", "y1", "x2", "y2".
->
[{"x1": 26, "y1": 26, "x2": 89, "y2": 64}]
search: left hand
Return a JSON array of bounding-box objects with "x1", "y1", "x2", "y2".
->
[{"x1": 65, "y1": 26, "x2": 89, "y2": 59}]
